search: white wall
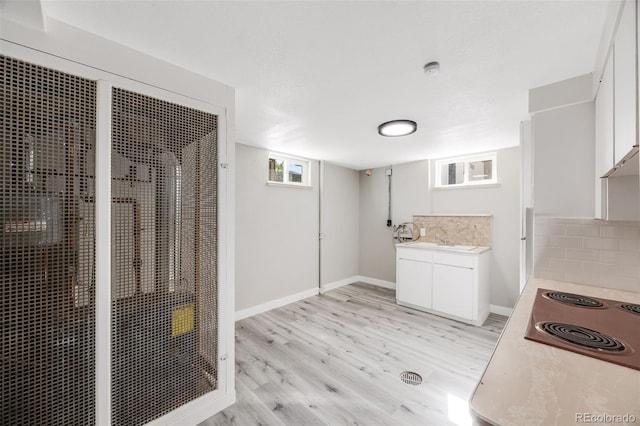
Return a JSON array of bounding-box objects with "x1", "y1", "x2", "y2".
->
[
  {"x1": 528, "y1": 73, "x2": 593, "y2": 114},
  {"x1": 320, "y1": 162, "x2": 360, "y2": 288},
  {"x1": 533, "y1": 101, "x2": 595, "y2": 217},
  {"x1": 358, "y1": 148, "x2": 521, "y2": 308},
  {"x1": 391, "y1": 160, "x2": 431, "y2": 223},
  {"x1": 358, "y1": 167, "x2": 396, "y2": 283},
  {"x1": 235, "y1": 143, "x2": 319, "y2": 311},
  {"x1": 357, "y1": 159, "x2": 431, "y2": 285},
  {"x1": 608, "y1": 174, "x2": 640, "y2": 220}
]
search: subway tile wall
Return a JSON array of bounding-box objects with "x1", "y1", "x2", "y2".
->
[{"x1": 534, "y1": 217, "x2": 640, "y2": 292}]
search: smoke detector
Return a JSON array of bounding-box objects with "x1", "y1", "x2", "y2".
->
[{"x1": 423, "y1": 61, "x2": 440, "y2": 77}]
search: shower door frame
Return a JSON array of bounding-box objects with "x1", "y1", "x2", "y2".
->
[{"x1": 1, "y1": 41, "x2": 235, "y2": 426}]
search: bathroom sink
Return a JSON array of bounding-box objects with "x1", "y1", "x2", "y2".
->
[
  {"x1": 401, "y1": 242, "x2": 478, "y2": 252},
  {"x1": 440, "y1": 245, "x2": 477, "y2": 251}
]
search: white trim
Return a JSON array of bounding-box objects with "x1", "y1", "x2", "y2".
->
[
  {"x1": 146, "y1": 392, "x2": 236, "y2": 426},
  {"x1": 235, "y1": 287, "x2": 319, "y2": 321},
  {"x1": 357, "y1": 275, "x2": 396, "y2": 290},
  {"x1": 222, "y1": 86, "x2": 237, "y2": 410},
  {"x1": 266, "y1": 181, "x2": 312, "y2": 189},
  {"x1": 431, "y1": 183, "x2": 501, "y2": 191},
  {"x1": 490, "y1": 304, "x2": 514, "y2": 317},
  {"x1": 318, "y1": 160, "x2": 324, "y2": 293},
  {"x1": 94, "y1": 80, "x2": 112, "y2": 425},
  {"x1": 214, "y1": 97, "x2": 233, "y2": 409},
  {"x1": 321, "y1": 276, "x2": 360, "y2": 293}
]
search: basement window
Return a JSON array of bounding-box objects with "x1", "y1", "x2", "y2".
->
[
  {"x1": 267, "y1": 153, "x2": 311, "y2": 188},
  {"x1": 434, "y1": 152, "x2": 497, "y2": 188}
]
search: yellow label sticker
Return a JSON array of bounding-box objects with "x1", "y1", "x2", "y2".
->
[{"x1": 171, "y1": 303, "x2": 195, "y2": 337}]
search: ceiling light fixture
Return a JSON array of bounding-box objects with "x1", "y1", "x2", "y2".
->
[{"x1": 378, "y1": 120, "x2": 417, "y2": 137}]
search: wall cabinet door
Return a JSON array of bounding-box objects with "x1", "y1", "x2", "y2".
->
[
  {"x1": 432, "y1": 263, "x2": 474, "y2": 320},
  {"x1": 397, "y1": 259, "x2": 432, "y2": 308},
  {"x1": 595, "y1": 55, "x2": 615, "y2": 218},
  {"x1": 614, "y1": 0, "x2": 638, "y2": 164}
]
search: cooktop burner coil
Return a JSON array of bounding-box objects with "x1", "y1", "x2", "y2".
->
[
  {"x1": 538, "y1": 322, "x2": 627, "y2": 352},
  {"x1": 620, "y1": 304, "x2": 640, "y2": 315},
  {"x1": 543, "y1": 291, "x2": 604, "y2": 308}
]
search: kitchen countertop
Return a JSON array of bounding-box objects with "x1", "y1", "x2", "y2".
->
[
  {"x1": 413, "y1": 213, "x2": 493, "y2": 217},
  {"x1": 470, "y1": 278, "x2": 640, "y2": 426},
  {"x1": 396, "y1": 241, "x2": 491, "y2": 255}
]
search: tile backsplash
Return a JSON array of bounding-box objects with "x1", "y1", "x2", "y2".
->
[
  {"x1": 413, "y1": 214, "x2": 492, "y2": 247},
  {"x1": 534, "y1": 216, "x2": 640, "y2": 292}
]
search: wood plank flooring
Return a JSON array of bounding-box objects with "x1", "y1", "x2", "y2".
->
[{"x1": 199, "y1": 283, "x2": 507, "y2": 426}]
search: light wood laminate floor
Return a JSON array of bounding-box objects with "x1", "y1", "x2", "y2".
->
[{"x1": 200, "y1": 283, "x2": 507, "y2": 426}]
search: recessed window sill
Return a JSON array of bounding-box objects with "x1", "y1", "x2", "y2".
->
[
  {"x1": 432, "y1": 183, "x2": 501, "y2": 191},
  {"x1": 266, "y1": 181, "x2": 312, "y2": 189}
]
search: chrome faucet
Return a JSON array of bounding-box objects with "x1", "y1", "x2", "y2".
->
[{"x1": 438, "y1": 238, "x2": 454, "y2": 246}]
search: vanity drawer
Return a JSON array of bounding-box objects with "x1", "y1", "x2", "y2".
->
[
  {"x1": 433, "y1": 252, "x2": 475, "y2": 268},
  {"x1": 397, "y1": 247, "x2": 434, "y2": 262}
]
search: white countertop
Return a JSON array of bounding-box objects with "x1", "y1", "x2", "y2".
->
[
  {"x1": 470, "y1": 278, "x2": 640, "y2": 426},
  {"x1": 413, "y1": 213, "x2": 493, "y2": 217},
  {"x1": 396, "y1": 241, "x2": 491, "y2": 255}
]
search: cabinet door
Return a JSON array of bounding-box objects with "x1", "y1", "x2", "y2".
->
[
  {"x1": 432, "y1": 264, "x2": 474, "y2": 320},
  {"x1": 595, "y1": 55, "x2": 614, "y2": 218},
  {"x1": 614, "y1": 0, "x2": 637, "y2": 164},
  {"x1": 397, "y1": 259, "x2": 432, "y2": 308}
]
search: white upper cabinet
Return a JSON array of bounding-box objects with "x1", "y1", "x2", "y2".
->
[
  {"x1": 595, "y1": 55, "x2": 615, "y2": 218},
  {"x1": 613, "y1": 0, "x2": 638, "y2": 164},
  {"x1": 596, "y1": 56, "x2": 615, "y2": 179}
]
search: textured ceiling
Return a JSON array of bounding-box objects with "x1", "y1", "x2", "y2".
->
[{"x1": 43, "y1": 0, "x2": 608, "y2": 169}]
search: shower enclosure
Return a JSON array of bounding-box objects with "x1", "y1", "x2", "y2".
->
[{"x1": 1, "y1": 53, "x2": 231, "y2": 425}]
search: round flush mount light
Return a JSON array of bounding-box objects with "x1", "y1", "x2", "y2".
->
[
  {"x1": 423, "y1": 61, "x2": 440, "y2": 77},
  {"x1": 378, "y1": 120, "x2": 417, "y2": 137}
]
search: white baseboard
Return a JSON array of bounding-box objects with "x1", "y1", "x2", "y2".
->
[
  {"x1": 235, "y1": 287, "x2": 319, "y2": 321},
  {"x1": 320, "y1": 275, "x2": 359, "y2": 293},
  {"x1": 357, "y1": 275, "x2": 396, "y2": 290},
  {"x1": 490, "y1": 304, "x2": 513, "y2": 317}
]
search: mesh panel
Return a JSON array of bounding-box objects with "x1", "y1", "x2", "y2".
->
[
  {"x1": 1, "y1": 55, "x2": 97, "y2": 425},
  {"x1": 110, "y1": 88, "x2": 218, "y2": 426}
]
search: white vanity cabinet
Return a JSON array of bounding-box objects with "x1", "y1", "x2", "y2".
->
[{"x1": 396, "y1": 243, "x2": 491, "y2": 326}]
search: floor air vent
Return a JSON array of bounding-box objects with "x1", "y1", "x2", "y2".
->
[{"x1": 400, "y1": 371, "x2": 423, "y2": 385}]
